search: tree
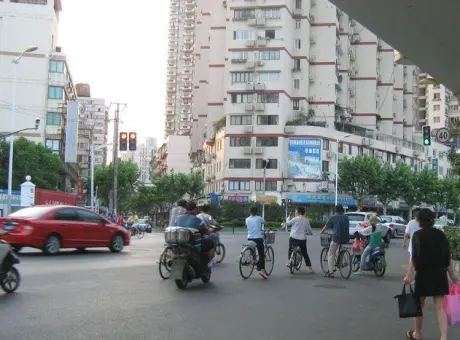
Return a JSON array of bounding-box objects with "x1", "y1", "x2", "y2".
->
[
  {"x1": 129, "y1": 186, "x2": 157, "y2": 215},
  {"x1": 432, "y1": 177, "x2": 460, "y2": 216},
  {"x1": 338, "y1": 156, "x2": 383, "y2": 210},
  {"x1": 0, "y1": 137, "x2": 65, "y2": 190},
  {"x1": 93, "y1": 160, "x2": 141, "y2": 212}
]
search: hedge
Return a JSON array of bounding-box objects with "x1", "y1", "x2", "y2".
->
[{"x1": 445, "y1": 228, "x2": 460, "y2": 261}]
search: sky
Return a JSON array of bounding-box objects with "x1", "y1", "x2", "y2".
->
[{"x1": 58, "y1": 0, "x2": 169, "y2": 147}]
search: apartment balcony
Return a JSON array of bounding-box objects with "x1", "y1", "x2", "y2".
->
[
  {"x1": 183, "y1": 46, "x2": 194, "y2": 53},
  {"x1": 184, "y1": 23, "x2": 195, "y2": 30},
  {"x1": 185, "y1": 15, "x2": 195, "y2": 22},
  {"x1": 166, "y1": 87, "x2": 176, "y2": 93},
  {"x1": 181, "y1": 94, "x2": 193, "y2": 100},
  {"x1": 185, "y1": 0, "x2": 195, "y2": 7},
  {"x1": 292, "y1": 8, "x2": 304, "y2": 17},
  {"x1": 184, "y1": 38, "x2": 194, "y2": 45}
]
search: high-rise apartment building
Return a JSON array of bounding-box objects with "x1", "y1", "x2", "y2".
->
[
  {"x1": 75, "y1": 84, "x2": 109, "y2": 178},
  {"x1": 163, "y1": 0, "x2": 451, "y2": 211},
  {"x1": 122, "y1": 137, "x2": 158, "y2": 185}
]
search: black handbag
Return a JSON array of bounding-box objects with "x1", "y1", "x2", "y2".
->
[{"x1": 394, "y1": 284, "x2": 423, "y2": 318}]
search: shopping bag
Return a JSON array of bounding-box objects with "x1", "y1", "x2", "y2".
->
[
  {"x1": 394, "y1": 284, "x2": 423, "y2": 318},
  {"x1": 444, "y1": 283, "x2": 460, "y2": 326},
  {"x1": 352, "y1": 239, "x2": 362, "y2": 253}
]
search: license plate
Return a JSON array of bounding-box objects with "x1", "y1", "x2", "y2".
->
[{"x1": 3, "y1": 224, "x2": 16, "y2": 231}]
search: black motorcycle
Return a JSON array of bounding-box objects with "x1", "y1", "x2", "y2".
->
[
  {"x1": 165, "y1": 227, "x2": 211, "y2": 290},
  {"x1": 0, "y1": 233, "x2": 21, "y2": 293}
]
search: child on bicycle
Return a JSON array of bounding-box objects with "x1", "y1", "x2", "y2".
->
[{"x1": 283, "y1": 207, "x2": 314, "y2": 273}]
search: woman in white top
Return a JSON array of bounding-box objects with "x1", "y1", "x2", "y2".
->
[{"x1": 284, "y1": 207, "x2": 314, "y2": 273}]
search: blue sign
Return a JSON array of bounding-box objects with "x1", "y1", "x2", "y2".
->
[
  {"x1": 287, "y1": 193, "x2": 357, "y2": 206},
  {"x1": 287, "y1": 138, "x2": 322, "y2": 179},
  {"x1": 0, "y1": 189, "x2": 20, "y2": 204},
  {"x1": 432, "y1": 158, "x2": 438, "y2": 175}
]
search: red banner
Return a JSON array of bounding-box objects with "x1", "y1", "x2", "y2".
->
[{"x1": 35, "y1": 188, "x2": 77, "y2": 206}]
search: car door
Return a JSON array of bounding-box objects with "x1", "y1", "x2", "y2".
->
[
  {"x1": 76, "y1": 209, "x2": 110, "y2": 247},
  {"x1": 53, "y1": 208, "x2": 81, "y2": 247},
  {"x1": 396, "y1": 218, "x2": 407, "y2": 235}
]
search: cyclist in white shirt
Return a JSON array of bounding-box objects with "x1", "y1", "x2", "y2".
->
[
  {"x1": 403, "y1": 209, "x2": 421, "y2": 258},
  {"x1": 246, "y1": 207, "x2": 268, "y2": 279},
  {"x1": 284, "y1": 207, "x2": 314, "y2": 273}
]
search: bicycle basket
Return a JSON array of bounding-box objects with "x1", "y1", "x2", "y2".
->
[
  {"x1": 264, "y1": 230, "x2": 276, "y2": 244},
  {"x1": 320, "y1": 234, "x2": 332, "y2": 247}
]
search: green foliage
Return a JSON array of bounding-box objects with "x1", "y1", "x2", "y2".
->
[
  {"x1": 213, "y1": 116, "x2": 226, "y2": 133},
  {"x1": 338, "y1": 156, "x2": 383, "y2": 209},
  {"x1": 445, "y1": 229, "x2": 460, "y2": 261},
  {"x1": 0, "y1": 137, "x2": 65, "y2": 190},
  {"x1": 93, "y1": 160, "x2": 140, "y2": 212}
]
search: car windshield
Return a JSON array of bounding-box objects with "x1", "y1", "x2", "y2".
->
[
  {"x1": 434, "y1": 219, "x2": 448, "y2": 227},
  {"x1": 9, "y1": 206, "x2": 52, "y2": 218},
  {"x1": 138, "y1": 219, "x2": 147, "y2": 224},
  {"x1": 346, "y1": 214, "x2": 365, "y2": 222},
  {"x1": 380, "y1": 216, "x2": 393, "y2": 223}
]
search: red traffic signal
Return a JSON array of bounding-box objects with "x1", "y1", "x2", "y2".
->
[
  {"x1": 119, "y1": 132, "x2": 128, "y2": 151},
  {"x1": 129, "y1": 132, "x2": 137, "y2": 151}
]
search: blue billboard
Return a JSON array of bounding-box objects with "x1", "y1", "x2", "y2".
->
[{"x1": 288, "y1": 138, "x2": 322, "y2": 179}]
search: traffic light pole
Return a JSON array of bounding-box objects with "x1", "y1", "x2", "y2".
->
[{"x1": 111, "y1": 102, "x2": 126, "y2": 216}]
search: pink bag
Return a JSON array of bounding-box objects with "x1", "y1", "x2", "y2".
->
[{"x1": 444, "y1": 283, "x2": 460, "y2": 326}]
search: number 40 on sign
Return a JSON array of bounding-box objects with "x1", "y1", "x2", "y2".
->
[{"x1": 435, "y1": 128, "x2": 449, "y2": 144}]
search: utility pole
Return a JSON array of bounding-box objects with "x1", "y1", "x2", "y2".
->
[{"x1": 111, "y1": 102, "x2": 126, "y2": 216}]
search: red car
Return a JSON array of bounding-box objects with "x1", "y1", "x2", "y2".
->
[{"x1": 0, "y1": 205, "x2": 130, "y2": 255}]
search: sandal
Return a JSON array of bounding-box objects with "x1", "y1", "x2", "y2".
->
[
  {"x1": 405, "y1": 330, "x2": 420, "y2": 340},
  {"x1": 324, "y1": 271, "x2": 334, "y2": 278}
]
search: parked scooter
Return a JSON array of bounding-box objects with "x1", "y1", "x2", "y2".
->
[
  {"x1": 351, "y1": 232, "x2": 387, "y2": 277},
  {"x1": 0, "y1": 231, "x2": 21, "y2": 293}
]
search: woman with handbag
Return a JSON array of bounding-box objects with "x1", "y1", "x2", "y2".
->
[{"x1": 403, "y1": 208, "x2": 458, "y2": 340}]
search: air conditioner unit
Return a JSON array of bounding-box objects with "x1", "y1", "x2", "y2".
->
[
  {"x1": 247, "y1": 18, "x2": 257, "y2": 26},
  {"x1": 257, "y1": 39, "x2": 267, "y2": 47},
  {"x1": 246, "y1": 82, "x2": 254, "y2": 90},
  {"x1": 256, "y1": 18, "x2": 266, "y2": 26},
  {"x1": 349, "y1": 89, "x2": 355, "y2": 97},
  {"x1": 362, "y1": 138, "x2": 371, "y2": 146},
  {"x1": 310, "y1": 55, "x2": 316, "y2": 61},
  {"x1": 393, "y1": 94, "x2": 397, "y2": 100},
  {"x1": 309, "y1": 14, "x2": 315, "y2": 22},
  {"x1": 308, "y1": 96, "x2": 314, "y2": 101},
  {"x1": 284, "y1": 126, "x2": 295, "y2": 134},
  {"x1": 245, "y1": 61, "x2": 256, "y2": 69},
  {"x1": 245, "y1": 40, "x2": 256, "y2": 47},
  {"x1": 255, "y1": 103, "x2": 265, "y2": 111},
  {"x1": 395, "y1": 146, "x2": 401, "y2": 153},
  {"x1": 326, "y1": 151, "x2": 333, "y2": 159},
  {"x1": 413, "y1": 150, "x2": 421, "y2": 157},
  {"x1": 257, "y1": 60, "x2": 264, "y2": 66},
  {"x1": 243, "y1": 147, "x2": 252, "y2": 155},
  {"x1": 350, "y1": 19, "x2": 356, "y2": 27},
  {"x1": 253, "y1": 147, "x2": 264, "y2": 155},
  {"x1": 255, "y1": 82, "x2": 265, "y2": 90},
  {"x1": 310, "y1": 36, "x2": 316, "y2": 45},
  {"x1": 245, "y1": 103, "x2": 254, "y2": 111},
  {"x1": 222, "y1": 0, "x2": 227, "y2": 8},
  {"x1": 309, "y1": 76, "x2": 315, "y2": 83},
  {"x1": 243, "y1": 126, "x2": 253, "y2": 133}
]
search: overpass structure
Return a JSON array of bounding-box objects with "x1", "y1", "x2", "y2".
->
[{"x1": 329, "y1": 0, "x2": 460, "y2": 97}]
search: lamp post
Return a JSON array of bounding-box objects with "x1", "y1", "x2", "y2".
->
[
  {"x1": 262, "y1": 158, "x2": 268, "y2": 222},
  {"x1": 335, "y1": 134, "x2": 351, "y2": 208},
  {"x1": 7, "y1": 46, "x2": 38, "y2": 215},
  {"x1": 91, "y1": 144, "x2": 110, "y2": 211}
]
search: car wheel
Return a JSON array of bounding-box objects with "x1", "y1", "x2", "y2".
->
[
  {"x1": 385, "y1": 231, "x2": 391, "y2": 244},
  {"x1": 44, "y1": 235, "x2": 61, "y2": 255},
  {"x1": 110, "y1": 234, "x2": 125, "y2": 253}
]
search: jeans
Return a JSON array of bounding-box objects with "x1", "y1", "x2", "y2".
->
[
  {"x1": 327, "y1": 241, "x2": 339, "y2": 273},
  {"x1": 288, "y1": 238, "x2": 312, "y2": 267},
  {"x1": 360, "y1": 245, "x2": 374, "y2": 270},
  {"x1": 248, "y1": 238, "x2": 265, "y2": 270}
]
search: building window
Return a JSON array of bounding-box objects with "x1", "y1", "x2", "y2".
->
[
  {"x1": 257, "y1": 93, "x2": 279, "y2": 103},
  {"x1": 233, "y1": 30, "x2": 250, "y2": 40},
  {"x1": 231, "y1": 51, "x2": 249, "y2": 60},
  {"x1": 392, "y1": 153, "x2": 396, "y2": 163},
  {"x1": 323, "y1": 139, "x2": 330, "y2": 151},
  {"x1": 263, "y1": 8, "x2": 281, "y2": 19},
  {"x1": 48, "y1": 86, "x2": 64, "y2": 99},
  {"x1": 434, "y1": 116, "x2": 441, "y2": 123},
  {"x1": 233, "y1": 9, "x2": 255, "y2": 20},
  {"x1": 10, "y1": 0, "x2": 47, "y2": 4},
  {"x1": 293, "y1": 100, "x2": 300, "y2": 110},
  {"x1": 433, "y1": 104, "x2": 440, "y2": 111},
  {"x1": 386, "y1": 152, "x2": 391, "y2": 163},
  {"x1": 229, "y1": 159, "x2": 251, "y2": 169},
  {"x1": 348, "y1": 144, "x2": 352, "y2": 155},
  {"x1": 256, "y1": 137, "x2": 278, "y2": 147},
  {"x1": 230, "y1": 115, "x2": 252, "y2": 125},
  {"x1": 258, "y1": 71, "x2": 280, "y2": 82},
  {"x1": 228, "y1": 181, "x2": 250, "y2": 191},
  {"x1": 231, "y1": 72, "x2": 253, "y2": 83},
  {"x1": 259, "y1": 50, "x2": 280, "y2": 60},
  {"x1": 264, "y1": 29, "x2": 277, "y2": 39},
  {"x1": 293, "y1": 59, "x2": 301, "y2": 69},
  {"x1": 338, "y1": 142, "x2": 343, "y2": 153},
  {"x1": 358, "y1": 146, "x2": 363, "y2": 155},
  {"x1": 257, "y1": 115, "x2": 279, "y2": 125},
  {"x1": 256, "y1": 158, "x2": 278, "y2": 169},
  {"x1": 449, "y1": 105, "x2": 459, "y2": 111},
  {"x1": 46, "y1": 112, "x2": 61, "y2": 126},
  {"x1": 294, "y1": 39, "x2": 301, "y2": 49},
  {"x1": 294, "y1": 79, "x2": 300, "y2": 89},
  {"x1": 45, "y1": 139, "x2": 60, "y2": 153},
  {"x1": 255, "y1": 181, "x2": 277, "y2": 191},
  {"x1": 433, "y1": 93, "x2": 441, "y2": 100},
  {"x1": 231, "y1": 93, "x2": 253, "y2": 103},
  {"x1": 295, "y1": 0, "x2": 302, "y2": 9},
  {"x1": 295, "y1": 19, "x2": 301, "y2": 29},
  {"x1": 322, "y1": 161, "x2": 329, "y2": 172},
  {"x1": 49, "y1": 60, "x2": 65, "y2": 73},
  {"x1": 229, "y1": 137, "x2": 251, "y2": 147}
]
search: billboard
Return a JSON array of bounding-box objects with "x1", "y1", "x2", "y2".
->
[
  {"x1": 65, "y1": 100, "x2": 79, "y2": 163},
  {"x1": 287, "y1": 138, "x2": 322, "y2": 179},
  {"x1": 35, "y1": 188, "x2": 77, "y2": 206}
]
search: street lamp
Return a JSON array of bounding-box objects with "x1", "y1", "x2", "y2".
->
[
  {"x1": 261, "y1": 158, "x2": 268, "y2": 221},
  {"x1": 7, "y1": 46, "x2": 39, "y2": 215},
  {"x1": 91, "y1": 144, "x2": 110, "y2": 211},
  {"x1": 335, "y1": 134, "x2": 351, "y2": 208}
]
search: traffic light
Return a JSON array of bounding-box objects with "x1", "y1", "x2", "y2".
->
[
  {"x1": 129, "y1": 132, "x2": 137, "y2": 151},
  {"x1": 422, "y1": 125, "x2": 431, "y2": 146},
  {"x1": 119, "y1": 132, "x2": 128, "y2": 151}
]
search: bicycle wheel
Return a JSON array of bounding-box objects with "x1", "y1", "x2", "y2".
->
[
  {"x1": 137, "y1": 230, "x2": 145, "y2": 239},
  {"x1": 320, "y1": 247, "x2": 329, "y2": 274},
  {"x1": 239, "y1": 247, "x2": 255, "y2": 280},
  {"x1": 159, "y1": 247, "x2": 173, "y2": 280},
  {"x1": 264, "y1": 246, "x2": 275, "y2": 276},
  {"x1": 295, "y1": 251, "x2": 302, "y2": 271},
  {"x1": 351, "y1": 254, "x2": 360, "y2": 273},
  {"x1": 338, "y1": 249, "x2": 352, "y2": 279},
  {"x1": 289, "y1": 252, "x2": 295, "y2": 275},
  {"x1": 215, "y1": 243, "x2": 226, "y2": 264}
]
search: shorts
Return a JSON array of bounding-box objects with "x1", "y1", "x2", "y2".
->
[{"x1": 200, "y1": 238, "x2": 214, "y2": 252}]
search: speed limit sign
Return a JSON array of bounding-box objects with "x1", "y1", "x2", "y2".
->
[{"x1": 435, "y1": 128, "x2": 449, "y2": 144}]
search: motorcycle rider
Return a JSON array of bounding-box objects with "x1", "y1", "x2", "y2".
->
[
  {"x1": 355, "y1": 215, "x2": 383, "y2": 275},
  {"x1": 169, "y1": 199, "x2": 187, "y2": 227},
  {"x1": 197, "y1": 205, "x2": 223, "y2": 245},
  {"x1": 175, "y1": 201, "x2": 216, "y2": 267}
]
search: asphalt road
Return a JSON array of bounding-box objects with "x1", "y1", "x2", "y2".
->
[{"x1": 1, "y1": 232, "x2": 459, "y2": 340}]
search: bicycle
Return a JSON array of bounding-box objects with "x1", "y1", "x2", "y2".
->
[
  {"x1": 238, "y1": 230, "x2": 275, "y2": 279},
  {"x1": 130, "y1": 226, "x2": 145, "y2": 239},
  {"x1": 319, "y1": 234, "x2": 352, "y2": 279},
  {"x1": 213, "y1": 233, "x2": 226, "y2": 264},
  {"x1": 288, "y1": 244, "x2": 303, "y2": 274},
  {"x1": 158, "y1": 245, "x2": 174, "y2": 279}
]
